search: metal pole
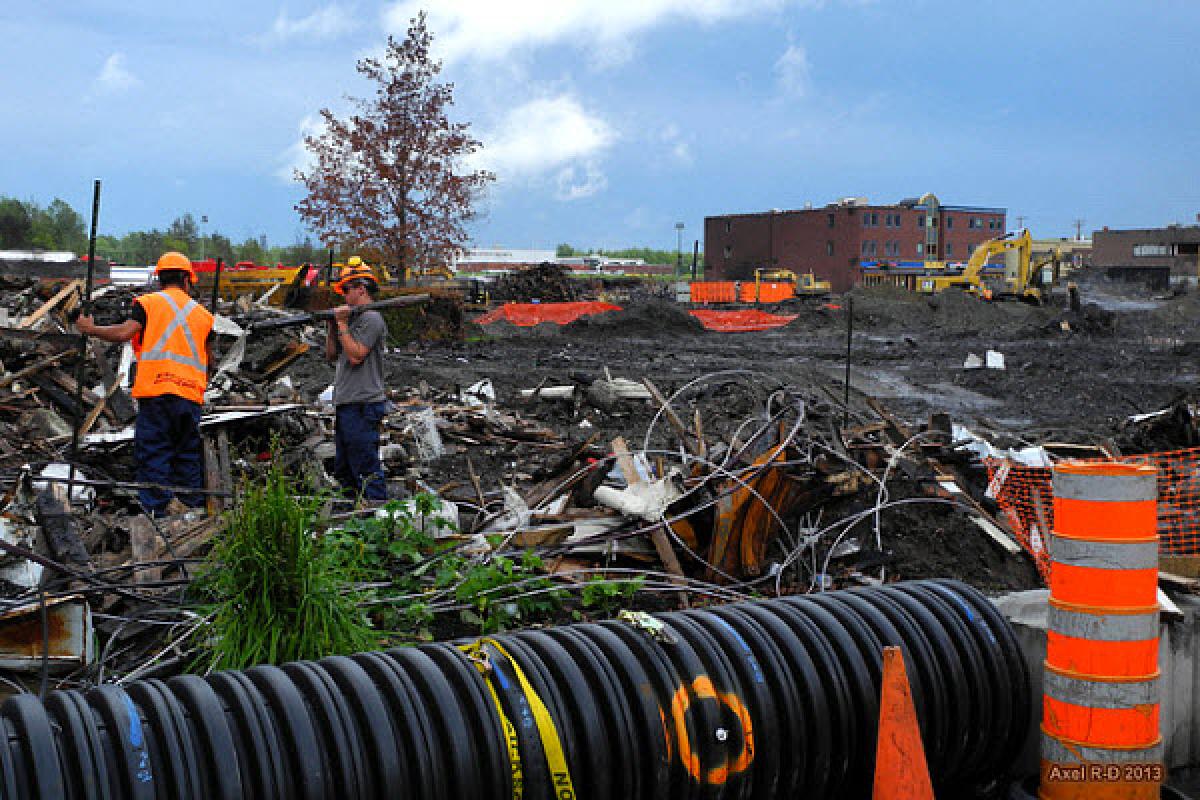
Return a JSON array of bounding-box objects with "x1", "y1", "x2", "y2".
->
[
  {"x1": 210, "y1": 257, "x2": 223, "y2": 311},
  {"x1": 691, "y1": 239, "x2": 699, "y2": 280},
  {"x1": 842, "y1": 296, "x2": 853, "y2": 429},
  {"x1": 67, "y1": 179, "x2": 101, "y2": 502},
  {"x1": 675, "y1": 222, "x2": 685, "y2": 278}
]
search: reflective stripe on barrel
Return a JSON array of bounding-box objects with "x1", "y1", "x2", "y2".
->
[{"x1": 1040, "y1": 462, "x2": 1160, "y2": 800}]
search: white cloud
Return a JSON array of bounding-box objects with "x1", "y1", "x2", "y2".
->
[
  {"x1": 258, "y1": 5, "x2": 359, "y2": 46},
  {"x1": 660, "y1": 123, "x2": 694, "y2": 166},
  {"x1": 556, "y1": 162, "x2": 608, "y2": 201},
  {"x1": 276, "y1": 114, "x2": 325, "y2": 182},
  {"x1": 470, "y1": 95, "x2": 616, "y2": 197},
  {"x1": 775, "y1": 43, "x2": 810, "y2": 97},
  {"x1": 95, "y1": 53, "x2": 140, "y2": 94},
  {"x1": 383, "y1": 0, "x2": 793, "y2": 65}
]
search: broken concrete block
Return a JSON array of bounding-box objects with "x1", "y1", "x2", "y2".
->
[{"x1": 963, "y1": 353, "x2": 984, "y2": 370}]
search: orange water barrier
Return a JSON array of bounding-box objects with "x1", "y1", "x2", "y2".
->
[
  {"x1": 738, "y1": 281, "x2": 795, "y2": 303},
  {"x1": 689, "y1": 281, "x2": 738, "y2": 304},
  {"x1": 1039, "y1": 462, "x2": 1162, "y2": 800}
]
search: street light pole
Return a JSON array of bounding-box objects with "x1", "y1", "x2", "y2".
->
[
  {"x1": 200, "y1": 214, "x2": 208, "y2": 261},
  {"x1": 675, "y1": 221, "x2": 685, "y2": 278}
]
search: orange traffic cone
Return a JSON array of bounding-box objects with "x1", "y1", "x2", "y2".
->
[{"x1": 872, "y1": 646, "x2": 935, "y2": 800}]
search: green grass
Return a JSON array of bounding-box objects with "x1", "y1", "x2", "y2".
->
[{"x1": 193, "y1": 462, "x2": 376, "y2": 671}]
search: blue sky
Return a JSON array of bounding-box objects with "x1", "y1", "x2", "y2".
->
[{"x1": 2, "y1": 1, "x2": 1198, "y2": 254}]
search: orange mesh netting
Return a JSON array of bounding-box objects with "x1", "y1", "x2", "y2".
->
[
  {"x1": 986, "y1": 448, "x2": 1200, "y2": 580},
  {"x1": 689, "y1": 309, "x2": 798, "y2": 332},
  {"x1": 475, "y1": 302, "x2": 622, "y2": 326}
]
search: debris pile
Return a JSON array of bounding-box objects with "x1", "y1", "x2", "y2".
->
[{"x1": 490, "y1": 262, "x2": 579, "y2": 303}]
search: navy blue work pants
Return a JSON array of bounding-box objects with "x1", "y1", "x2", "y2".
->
[
  {"x1": 334, "y1": 401, "x2": 388, "y2": 502},
  {"x1": 134, "y1": 394, "x2": 204, "y2": 515}
]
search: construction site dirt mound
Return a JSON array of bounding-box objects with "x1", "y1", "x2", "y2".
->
[
  {"x1": 491, "y1": 262, "x2": 579, "y2": 303},
  {"x1": 563, "y1": 299, "x2": 705, "y2": 337}
]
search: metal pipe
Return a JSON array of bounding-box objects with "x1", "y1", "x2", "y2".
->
[{"x1": 67, "y1": 180, "x2": 102, "y2": 510}]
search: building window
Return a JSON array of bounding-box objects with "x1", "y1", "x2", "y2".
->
[
  {"x1": 871, "y1": 212, "x2": 879, "y2": 227},
  {"x1": 862, "y1": 214, "x2": 870, "y2": 228},
  {"x1": 968, "y1": 243, "x2": 976, "y2": 256},
  {"x1": 945, "y1": 243, "x2": 954, "y2": 257},
  {"x1": 987, "y1": 219, "x2": 998, "y2": 230},
  {"x1": 826, "y1": 240, "x2": 834, "y2": 256},
  {"x1": 969, "y1": 217, "x2": 983, "y2": 229},
  {"x1": 723, "y1": 244, "x2": 732, "y2": 259},
  {"x1": 862, "y1": 240, "x2": 870, "y2": 257},
  {"x1": 917, "y1": 215, "x2": 925, "y2": 229},
  {"x1": 916, "y1": 242, "x2": 924, "y2": 256},
  {"x1": 827, "y1": 213, "x2": 836, "y2": 228},
  {"x1": 724, "y1": 220, "x2": 731, "y2": 233},
  {"x1": 946, "y1": 217, "x2": 954, "y2": 229},
  {"x1": 1133, "y1": 243, "x2": 1173, "y2": 257}
]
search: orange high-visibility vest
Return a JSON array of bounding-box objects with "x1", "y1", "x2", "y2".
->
[{"x1": 131, "y1": 287, "x2": 214, "y2": 404}]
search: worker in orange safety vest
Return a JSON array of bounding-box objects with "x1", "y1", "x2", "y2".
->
[{"x1": 75, "y1": 251, "x2": 215, "y2": 516}]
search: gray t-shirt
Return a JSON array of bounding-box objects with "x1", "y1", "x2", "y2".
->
[{"x1": 333, "y1": 309, "x2": 387, "y2": 405}]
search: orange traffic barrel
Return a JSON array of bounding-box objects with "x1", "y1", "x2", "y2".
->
[{"x1": 1040, "y1": 462, "x2": 1162, "y2": 800}]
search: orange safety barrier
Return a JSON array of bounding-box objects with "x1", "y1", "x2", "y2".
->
[
  {"x1": 690, "y1": 282, "x2": 738, "y2": 304},
  {"x1": 738, "y1": 281, "x2": 795, "y2": 304},
  {"x1": 985, "y1": 447, "x2": 1200, "y2": 581},
  {"x1": 475, "y1": 301, "x2": 622, "y2": 326},
  {"x1": 689, "y1": 309, "x2": 798, "y2": 332},
  {"x1": 1039, "y1": 462, "x2": 1162, "y2": 800}
]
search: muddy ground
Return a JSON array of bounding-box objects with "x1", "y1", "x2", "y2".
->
[{"x1": 263, "y1": 272, "x2": 1200, "y2": 593}]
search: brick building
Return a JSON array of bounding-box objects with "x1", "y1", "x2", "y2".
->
[
  {"x1": 1091, "y1": 224, "x2": 1200, "y2": 288},
  {"x1": 704, "y1": 193, "x2": 1007, "y2": 291}
]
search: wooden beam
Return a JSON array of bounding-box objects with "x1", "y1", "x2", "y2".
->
[{"x1": 19, "y1": 280, "x2": 82, "y2": 329}]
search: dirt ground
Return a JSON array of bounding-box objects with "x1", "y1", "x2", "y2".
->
[{"x1": 263, "y1": 271, "x2": 1200, "y2": 594}]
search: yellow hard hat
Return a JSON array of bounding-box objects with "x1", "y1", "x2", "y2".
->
[
  {"x1": 155, "y1": 251, "x2": 195, "y2": 282},
  {"x1": 333, "y1": 263, "x2": 377, "y2": 295}
]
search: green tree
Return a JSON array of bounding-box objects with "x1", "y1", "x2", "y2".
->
[
  {"x1": 0, "y1": 198, "x2": 33, "y2": 249},
  {"x1": 556, "y1": 243, "x2": 576, "y2": 257},
  {"x1": 296, "y1": 13, "x2": 494, "y2": 278}
]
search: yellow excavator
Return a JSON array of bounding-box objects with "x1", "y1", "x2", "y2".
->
[
  {"x1": 753, "y1": 268, "x2": 833, "y2": 296},
  {"x1": 923, "y1": 230, "x2": 1053, "y2": 303}
]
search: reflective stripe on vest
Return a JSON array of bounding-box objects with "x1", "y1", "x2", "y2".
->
[
  {"x1": 132, "y1": 289, "x2": 211, "y2": 403},
  {"x1": 142, "y1": 291, "x2": 205, "y2": 371}
]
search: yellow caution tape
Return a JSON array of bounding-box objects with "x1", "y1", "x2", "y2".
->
[
  {"x1": 461, "y1": 638, "x2": 578, "y2": 800},
  {"x1": 461, "y1": 641, "x2": 525, "y2": 800}
]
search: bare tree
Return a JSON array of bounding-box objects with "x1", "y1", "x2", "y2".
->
[{"x1": 295, "y1": 13, "x2": 493, "y2": 279}]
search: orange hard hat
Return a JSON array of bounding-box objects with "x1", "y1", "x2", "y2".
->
[
  {"x1": 333, "y1": 261, "x2": 377, "y2": 295},
  {"x1": 155, "y1": 251, "x2": 196, "y2": 282}
]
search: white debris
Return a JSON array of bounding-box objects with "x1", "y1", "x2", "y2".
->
[
  {"x1": 461, "y1": 378, "x2": 496, "y2": 407},
  {"x1": 33, "y1": 464, "x2": 95, "y2": 508},
  {"x1": 985, "y1": 350, "x2": 1005, "y2": 370},
  {"x1": 963, "y1": 353, "x2": 984, "y2": 369}
]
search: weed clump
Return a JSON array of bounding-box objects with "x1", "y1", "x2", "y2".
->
[{"x1": 195, "y1": 462, "x2": 376, "y2": 671}]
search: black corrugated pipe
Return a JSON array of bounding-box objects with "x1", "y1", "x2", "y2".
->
[{"x1": 0, "y1": 580, "x2": 1031, "y2": 799}]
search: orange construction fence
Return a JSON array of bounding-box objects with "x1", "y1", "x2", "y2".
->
[
  {"x1": 690, "y1": 282, "x2": 738, "y2": 304},
  {"x1": 986, "y1": 447, "x2": 1200, "y2": 580},
  {"x1": 689, "y1": 309, "x2": 797, "y2": 332},
  {"x1": 475, "y1": 301, "x2": 622, "y2": 326}
]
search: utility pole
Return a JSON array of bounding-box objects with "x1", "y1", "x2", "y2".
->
[
  {"x1": 1073, "y1": 218, "x2": 1085, "y2": 241},
  {"x1": 675, "y1": 222, "x2": 685, "y2": 278},
  {"x1": 200, "y1": 214, "x2": 208, "y2": 261},
  {"x1": 1016, "y1": 215, "x2": 1027, "y2": 231}
]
